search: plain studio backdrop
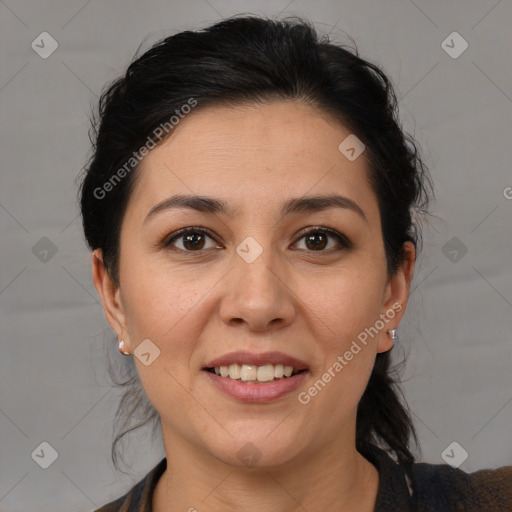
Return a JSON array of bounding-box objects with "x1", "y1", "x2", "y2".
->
[{"x1": 0, "y1": 0, "x2": 511, "y2": 510}]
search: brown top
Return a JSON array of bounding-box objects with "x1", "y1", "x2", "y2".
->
[{"x1": 94, "y1": 442, "x2": 512, "y2": 511}]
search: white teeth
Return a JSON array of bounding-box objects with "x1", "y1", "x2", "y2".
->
[
  {"x1": 212, "y1": 363, "x2": 301, "y2": 382},
  {"x1": 240, "y1": 364, "x2": 257, "y2": 381},
  {"x1": 256, "y1": 364, "x2": 275, "y2": 382},
  {"x1": 228, "y1": 363, "x2": 241, "y2": 380}
]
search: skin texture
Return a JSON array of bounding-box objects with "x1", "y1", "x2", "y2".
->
[{"x1": 92, "y1": 100, "x2": 415, "y2": 512}]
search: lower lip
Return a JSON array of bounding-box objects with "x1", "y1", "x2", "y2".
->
[{"x1": 203, "y1": 370, "x2": 308, "y2": 403}]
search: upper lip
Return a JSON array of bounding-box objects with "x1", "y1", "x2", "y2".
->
[{"x1": 204, "y1": 351, "x2": 309, "y2": 371}]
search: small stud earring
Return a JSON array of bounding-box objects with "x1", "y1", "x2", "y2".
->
[
  {"x1": 388, "y1": 329, "x2": 399, "y2": 344},
  {"x1": 118, "y1": 340, "x2": 131, "y2": 356}
]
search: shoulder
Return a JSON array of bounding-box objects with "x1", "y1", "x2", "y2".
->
[
  {"x1": 92, "y1": 458, "x2": 167, "y2": 512},
  {"x1": 409, "y1": 460, "x2": 512, "y2": 511},
  {"x1": 359, "y1": 441, "x2": 512, "y2": 512},
  {"x1": 93, "y1": 493, "x2": 130, "y2": 512}
]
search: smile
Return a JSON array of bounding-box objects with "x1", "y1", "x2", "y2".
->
[
  {"x1": 202, "y1": 350, "x2": 310, "y2": 402},
  {"x1": 207, "y1": 363, "x2": 303, "y2": 383}
]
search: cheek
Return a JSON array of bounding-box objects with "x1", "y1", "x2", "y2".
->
[
  {"x1": 297, "y1": 273, "x2": 382, "y2": 426},
  {"x1": 121, "y1": 256, "x2": 207, "y2": 342},
  {"x1": 298, "y1": 269, "x2": 385, "y2": 413},
  {"x1": 119, "y1": 265, "x2": 208, "y2": 412},
  {"x1": 303, "y1": 266, "x2": 386, "y2": 344}
]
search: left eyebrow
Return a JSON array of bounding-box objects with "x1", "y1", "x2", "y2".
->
[
  {"x1": 144, "y1": 195, "x2": 236, "y2": 225},
  {"x1": 144, "y1": 193, "x2": 367, "y2": 224}
]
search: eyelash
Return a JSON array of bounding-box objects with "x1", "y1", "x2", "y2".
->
[{"x1": 164, "y1": 226, "x2": 352, "y2": 254}]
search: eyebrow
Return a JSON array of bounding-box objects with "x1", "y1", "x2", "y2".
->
[{"x1": 144, "y1": 193, "x2": 367, "y2": 224}]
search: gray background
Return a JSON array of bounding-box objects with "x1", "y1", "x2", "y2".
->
[{"x1": 1, "y1": 0, "x2": 511, "y2": 510}]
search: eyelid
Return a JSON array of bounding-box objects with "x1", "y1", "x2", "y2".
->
[
  {"x1": 290, "y1": 228, "x2": 353, "y2": 255},
  {"x1": 293, "y1": 226, "x2": 353, "y2": 249},
  {"x1": 164, "y1": 226, "x2": 219, "y2": 248},
  {"x1": 164, "y1": 226, "x2": 352, "y2": 252}
]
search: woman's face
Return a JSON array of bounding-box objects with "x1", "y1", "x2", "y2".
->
[{"x1": 93, "y1": 100, "x2": 414, "y2": 469}]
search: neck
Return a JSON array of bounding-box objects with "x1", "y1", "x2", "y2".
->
[{"x1": 153, "y1": 432, "x2": 379, "y2": 512}]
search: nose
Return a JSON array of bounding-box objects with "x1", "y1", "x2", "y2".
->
[{"x1": 218, "y1": 245, "x2": 296, "y2": 333}]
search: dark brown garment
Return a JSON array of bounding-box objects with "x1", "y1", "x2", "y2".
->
[{"x1": 94, "y1": 443, "x2": 512, "y2": 511}]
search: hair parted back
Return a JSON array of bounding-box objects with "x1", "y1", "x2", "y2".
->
[{"x1": 79, "y1": 14, "x2": 433, "y2": 472}]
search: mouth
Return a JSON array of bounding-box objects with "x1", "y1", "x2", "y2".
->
[
  {"x1": 204, "y1": 364, "x2": 307, "y2": 383},
  {"x1": 201, "y1": 351, "x2": 310, "y2": 402}
]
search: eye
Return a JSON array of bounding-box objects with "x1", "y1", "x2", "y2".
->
[
  {"x1": 165, "y1": 227, "x2": 220, "y2": 252},
  {"x1": 164, "y1": 226, "x2": 352, "y2": 253},
  {"x1": 293, "y1": 227, "x2": 352, "y2": 252}
]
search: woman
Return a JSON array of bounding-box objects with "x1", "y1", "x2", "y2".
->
[{"x1": 79, "y1": 15, "x2": 512, "y2": 512}]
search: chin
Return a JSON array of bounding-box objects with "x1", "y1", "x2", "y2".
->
[{"x1": 204, "y1": 430, "x2": 303, "y2": 470}]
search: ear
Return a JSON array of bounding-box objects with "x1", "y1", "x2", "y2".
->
[
  {"x1": 91, "y1": 248, "x2": 130, "y2": 350},
  {"x1": 377, "y1": 241, "x2": 416, "y2": 353}
]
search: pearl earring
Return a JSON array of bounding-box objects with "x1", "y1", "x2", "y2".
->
[
  {"x1": 388, "y1": 329, "x2": 399, "y2": 344},
  {"x1": 118, "y1": 340, "x2": 131, "y2": 356}
]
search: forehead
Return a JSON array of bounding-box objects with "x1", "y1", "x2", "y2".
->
[
  {"x1": 128, "y1": 101, "x2": 379, "y2": 224},
  {"x1": 143, "y1": 101, "x2": 353, "y2": 170}
]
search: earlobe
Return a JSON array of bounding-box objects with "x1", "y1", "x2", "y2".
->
[
  {"x1": 377, "y1": 329, "x2": 394, "y2": 353},
  {"x1": 91, "y1": 249, "x2": 129, "y2": 346}
]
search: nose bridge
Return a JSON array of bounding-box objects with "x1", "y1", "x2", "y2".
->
[
  {"x1": 234, "y1": 233, "x2": 279, "y2": 295},
  {"x1": 219, "y1": 231, "x2": 295, "y2": 330}
]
